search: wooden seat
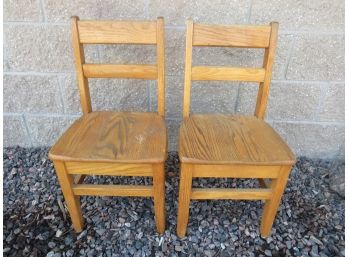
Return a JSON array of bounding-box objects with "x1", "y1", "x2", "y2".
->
[
  {"x1": 176, "y1": 21, "x2": 296, "y2": 238},
  {"x1": 49, "y1": 112, "x2": 166, "y2": 163},
  {"x1": 179, "y1": 114, "x2": 295, "y2": 165},
  {"x1": 49, "y1": 17, "x2": 166, "y2": 234}
]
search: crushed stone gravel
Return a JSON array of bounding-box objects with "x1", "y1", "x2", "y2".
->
[{"x1": 3, "y1": 147, "x2": 344, "y2": 257}]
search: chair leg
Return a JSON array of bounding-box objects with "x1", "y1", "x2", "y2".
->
[
  {"x1": 152, "y1": 163, "x2": 166, "y2": 234},
  {"x1": 177, "y1": 163, "x2": 193, "y2": 238},
  {"x1": 53, "y1": 161, "x2": 84, "y2": 233},
  {"x1": 260, "y1": 165, "x2": 292, "y2": 237}
]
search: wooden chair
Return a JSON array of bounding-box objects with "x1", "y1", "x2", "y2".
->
[
  {"x1": 177, "y1": 21, "x2": 296, "y2": 238},
  {"x1": 48, "y1": 16, "x2": 166, "y2": 234}
]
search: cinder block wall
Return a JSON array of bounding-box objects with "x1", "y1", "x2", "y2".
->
[{"x1": 4, "y1": 0, "x2": 344, "y2": 159}]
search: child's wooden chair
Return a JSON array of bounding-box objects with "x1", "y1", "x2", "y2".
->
[
  {"x1": 177, "y1": 21, "x2": 296, "y2": 238},
  {"x1": 48, "y1": 16, "x2": 166, "y2": 233}
]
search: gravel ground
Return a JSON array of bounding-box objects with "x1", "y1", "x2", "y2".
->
[{"x1": 3, "y1": 147, "x2": 345, "y2": 257}]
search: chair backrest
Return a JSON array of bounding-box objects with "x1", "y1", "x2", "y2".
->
[
  {"x1": 182, "y1": 21, "x2": 278, "y2": 119},
  {"x1": 71, "y1": 16, "x2": 165, "y2": 116}
]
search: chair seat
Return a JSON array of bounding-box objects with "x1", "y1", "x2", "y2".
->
[
  {"x1": 49, "y1": 111, "x2": 167, "y2": 163},
  {"x1": 179, "y1": 114, "x2": 295, "y2": 165}
]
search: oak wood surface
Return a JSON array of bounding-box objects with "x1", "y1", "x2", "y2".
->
[
  {"x1": 179, "y1": 114, "x2": 295, "y2": 165},
  {"x1": 191, "y1": 66, "x2": 266, "y2": 82},
  {"x1": 260, "y1": 165, "x2": 292, "y2": 237},
  {"x1": 72, "y1": 184, "x2": 153, "y2": 197},
  {"x1": 82, "y1": 64, "x2": 157, "y2": 79},
  {"x1": 156, "y1": 17, "x2": 165, "y2": 116},
  {"x1": 191, "y1": 188, "x2": 272, "y2": 200},
  {"x1": 255, "y1": 22, "x2": 279, "y2": 119},
  {"x1": 182, "y1": 20, "x2": 194, "y2": 118},
  {"x1": 193, "y1": 23, "x2": 271, "y2": 48},
  {"x1": 49, "y1": 112, "x2": 167, "y2": 163},
  {"x1": 66, "y1": 162, "x2": 153, "y2": 176},
  {"x1": 153, "y1": 163, "x2": 166, "y2": 233},
  {"x1": 78, "y1": 20, "x2": 157, "y2": 44},
  {"x1": 53, "y1": 161, "x2": 84, "y2": 232},
  {"x1": 176, "y1": 163, "x2": 193, "y2": 238},
  {"x1": 71, "y1": 16, "x2": 92, "y2": 114},
  {"x1": 192, "y1": 164, "x2": 281, "y2": 178}
]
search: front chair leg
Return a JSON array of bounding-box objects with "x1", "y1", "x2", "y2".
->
[
  {"x1": 177, "y1": 163, "x2": 193, "y2": 238},
  {"x1": 153, "y1": 163, "x2": 166, "y2": 234},
  {"x1": 260, "y1": 166, "x2": 292, "y2": 237},
  {"x1": 53, "y1": 161, "x2": 84, "y2": 232}
]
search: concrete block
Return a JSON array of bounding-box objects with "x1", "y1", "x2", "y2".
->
[
  {"x1": 286, "y1": 35, "x2": 344, "y2": 81},
  {"x1": 4, "y1": 75, "x2": 63, "y2": 114},
  {"x1": 273, "y1": 122, "x2": 344, "y2": 158},
  {"x1": 4, "y1": 115, "x2": 31, "y2": 147},
  {"x1": 4, "y1": 0, "x2": 42, "y2": 21},
  {"x1": 26, "y1": 115, "x2": 77, "y2": 146},
  {"x1": 250, "y1": 0, "x2": 344, "y2": 31},
  {"x1": 191, "y1": 81, "x2": 239, "y2": 114},
  {"x1": 149, "y1": 0, "x2": 250, "y2": 25},
  {"x1": 318, "y1": 83, "x2": 345, "y2": 122},
  {"x1": 44, "y1": 0, "x2": 148, "y2": 22},
  {"x1": 4, "y1": 25, "x2": 73, "y2": 72}
]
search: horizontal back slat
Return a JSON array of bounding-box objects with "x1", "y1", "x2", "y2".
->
[
  {"x1": 82, "y1": 64, "x2": 158, "y2": 79},
  {"x1": 193, "y1": 23, "x2": 271, "y2": 48},
  {"x1": 191, "y1": 66, "x2": 266, "y2": 82},
  {"x1": 78, "y1": 20, "x2": 157, "y2": 44}
]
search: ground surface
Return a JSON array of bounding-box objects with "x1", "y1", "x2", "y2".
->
[{"x1": 3, "y1": 147, "x2": 345, "y2": 257}]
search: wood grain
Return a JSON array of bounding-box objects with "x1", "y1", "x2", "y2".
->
[
  {"x1": 176, "y1": 163, "x2": 193, "y2": 238},
  {"x1": 255, "y1": 22, "x2": 279, "y2": 119},
  {"x1": 182, "y1": 20, "x2": 194, "y2": 118},
  {"x1": 72, "y1": 184, "x2": 153, "y2": 197},
  {"x1": 82, "y1": 64, "x2": 157, "y2": 79},
  {"x1": 53, "y1": 161, "x2": 84, "y2": 232},
  {"x1": 49, "y1": 112, "x2": 167, "y2": 163},
  {"x1": 153, "y1": 163, "x2": 166, "y2": 233},
  {"x1": 78, "y1": 20, "x2": 157, "y2": 44},
  {"x1": 191, "y1": 66, "x2": 265, "y2": 82},
  {"x1": 192, "y1": 164, "x2": 281, "y2": 178},
  {"x1": 66, "y1": 162, "x2": 153, "y2": 176},
  {"x1": 71, "y1": 16, "x2": 92, "y2": 114},
  {"x1": 193, "y1": 23, "x2": 271, "y2": 48},
  {"x1": 179, "y1": 114, "x2": 296, "y2": 165},
  {"x1": 260, "y1": 165, "x2": 292, "y2": 237},
  {"x1": 191, "y1": 188, "x2": 272, "y2": 200},
  {"x1": 156, "y1": 17, "x2": 165, "y2": 117}
]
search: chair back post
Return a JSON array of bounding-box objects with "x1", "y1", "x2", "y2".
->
[
  {"x1": 156, "y1": 17, "x2": 165, "y2": 117},
  {"x1": 254, "y1": 22, "x2": 279, "y2": 119},
  {"x1": 70, "y1": 16, "x2": 165, "y2": 117},
  {"x1": 182, "y1": 20, "x2": 194, "y2": 118},
  {"x1": 71, "y1": 16, "x2": 92, "y2": 114}
]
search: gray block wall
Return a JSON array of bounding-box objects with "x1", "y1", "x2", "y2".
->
[{"x1": 4, "y1": 0, "x2": 344, "y2": 159}]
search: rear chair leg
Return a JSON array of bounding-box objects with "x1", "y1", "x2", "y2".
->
[
  {"x1": 177, "y1": 163, "x2": 193, "y2": 238},
  {"x1": 53, "y1": 161, "x2": 84, "y2": 232},
  {"x1": 153, "y1": 163, "x2": 166, "y2": 234},
  {"x1": 260, "y1": 166, "x2": 292, "y2": 237}
]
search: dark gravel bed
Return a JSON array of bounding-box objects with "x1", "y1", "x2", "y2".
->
[{"x1": 3, "y1": 147, "x2": 344, "y2": 257}]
